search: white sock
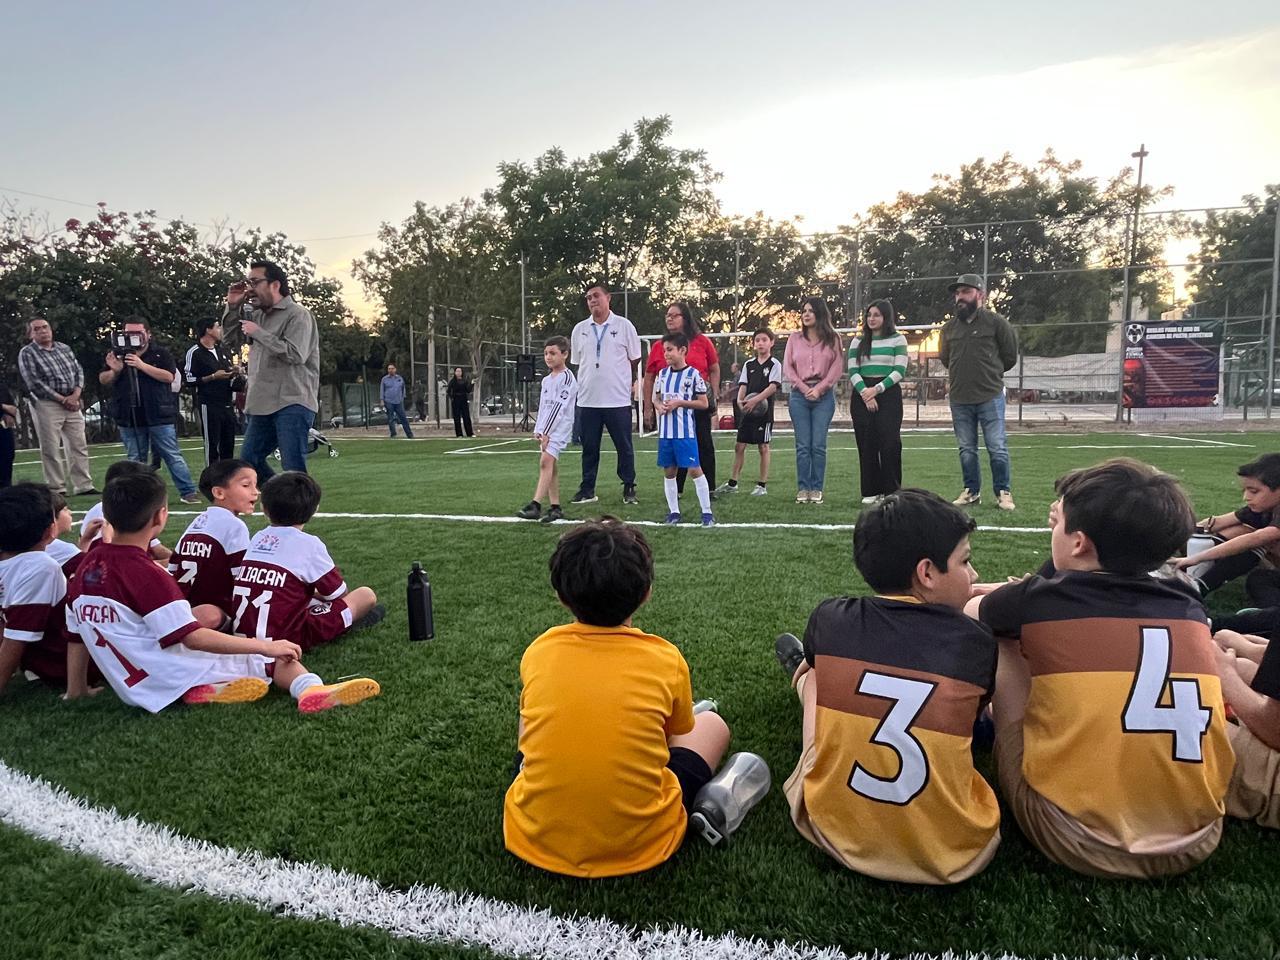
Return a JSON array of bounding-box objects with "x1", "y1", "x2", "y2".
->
[
  {"x1": 289, "y1": 672, "x2": 323, "y2": 699},
  {"x1": 664, "y1": 477, "x2": 680, "y2": 513},
  {"x1": 694, "y1": 475, "x2": 712, "y2": 513}
]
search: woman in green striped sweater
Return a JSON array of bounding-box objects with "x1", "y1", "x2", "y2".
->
[{"x1": 847, "y1": 299, "x2": 909, "y2": 504}]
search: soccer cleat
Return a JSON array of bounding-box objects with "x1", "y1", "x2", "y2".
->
[
  {"x1": 183, "y1": 677, "x2": 270, "y2": 705},
  {"x1": 775, "y1": 632, "x2": 805, "y2": 681},
  {"x1": 297, "y1": 677, "x2": 381, "y2": 714},
  {"x1": 517, "y1": 501, "x2": 542, "y2": 520},
  {"x1": 570, "y1": 490, "x2": 598, "y2": 505},
  {"x1": 623, "y1": 485, "x2": 639, "y2": 505},
  {"x1": 665, "y1": 512, "x2": 682, "y2": 525},
  {"x1": 351, "y1": 603, "x2": 387, "y2": 632},
  {"x1": 701, "y1": 513, "x2": 715, "y2": 527},
  {"x1": 953, "y1": 488, "x2": 981, "y2": 506},
  {"x1": 996, "y1": 490, "x2": 1016, "y2": 511},
  {"x1": 811, "y1": 490, "x2": 824, "y2": 505},
  {"x1": 715, "y1": 481, "x2": 738, "y2": 495},
  {"x1": 750, "y1": 484, "x2": 768, "y2": 496},
  {"x1": 180, "y1": 493, "x2": 202, "y2": 503},
  {"x1": 540, "y1": 505, "x2": 564, "y2": 523}
]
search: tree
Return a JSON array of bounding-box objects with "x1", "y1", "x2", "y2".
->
[{"x1": 1188, "y1": 185, "x2": 1279, "y2": 326}]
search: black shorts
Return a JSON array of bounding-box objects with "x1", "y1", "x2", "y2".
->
[
  {"x1": 735, "y1": 418, "x2": 773, "y2": 446},
  {"x1": 510, "y1": 747, "x2": 713, "y2": 813}
]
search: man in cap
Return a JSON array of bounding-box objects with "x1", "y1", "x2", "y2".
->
[{"x1": 938, "y1": 273, "x2": 1019, "y2": 510}]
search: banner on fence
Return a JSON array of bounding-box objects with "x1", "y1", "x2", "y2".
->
[{"x1": 1122, "y1": 321, "x2": 1223, "y2": 408}]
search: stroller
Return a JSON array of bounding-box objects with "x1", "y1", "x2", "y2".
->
[{"x1": 271, "y1": 427, "x2": 339, "y2": 462}]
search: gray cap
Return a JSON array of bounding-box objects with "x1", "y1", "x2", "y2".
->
[{"x1": 947, "y1": 273, "x2": 984, "y2": 293}]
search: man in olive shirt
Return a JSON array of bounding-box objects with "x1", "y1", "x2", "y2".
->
[
  {"x1": 938, "y1": 273, "x2": 1018, "y2": 511},
  {"x1": 223, "y1": 260, "x2": 320, "y2": 480}
]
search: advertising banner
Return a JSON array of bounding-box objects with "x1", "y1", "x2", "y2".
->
[{"x1": 1122, "y1": 321, "x2": 1223, "y2": 408}]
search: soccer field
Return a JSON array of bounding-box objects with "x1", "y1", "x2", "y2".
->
[{"x1": 2, "y1": 427, "x2": 1279, "y2": 960}]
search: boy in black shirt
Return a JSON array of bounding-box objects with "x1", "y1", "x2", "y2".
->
[{"x1": 717, "y1": 329, "x2": 781, "y2": 497}]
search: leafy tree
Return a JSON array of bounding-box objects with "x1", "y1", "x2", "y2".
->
[{"x1": 1188, "y1": 185, "x2": 1279, "y2": 326}]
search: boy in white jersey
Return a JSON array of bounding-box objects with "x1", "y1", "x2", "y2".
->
[
  {"x1": 654, "y1": 333, "x2": 714, "y2": 527},
  {"x1": 65, "y1": 470, "x2": 380, "y2": 713},
  {"x1": 518, "y1": 336, "x2": 577, "y2": 524},
  {"x1": 46, "y1": 489, "x2": 97, "y2": 574},
  {"x1": 234, "y1": 472, "x2": 384, "y2": 652},
  {"x1": 0, "y1": 483, "x2": 96, "y2": 698},
  {"x1": 169, "y1": 459, "x2": 258, "y2": 628},
  {"x1": 81, "y1": 460, "x2": 171, "y2": 562}
]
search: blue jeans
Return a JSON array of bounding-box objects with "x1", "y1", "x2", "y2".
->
[
  {"x1": 241, "y1": 404, "x2": 315, "y2": 481},
  {"x1": 119, "y1": 423, "x2": 197, "y2": 496},
  {"x1": 951, "y1": 394, "x2": 1011, "y2": 494},
  {"x1": 385, "y1": 401, "x2": 414, "y2": 438},
  {"x1": 789, "y1": 389, "x2": 836, "y2": 491},
  {"x1": 577, "y1": 406, "x2": 635, "y2": 494}
]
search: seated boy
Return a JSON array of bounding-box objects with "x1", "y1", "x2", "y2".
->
[
  {"x1": 504, "y1": 518, "x2": 765, "y2": 877},
  {"x1": 65, "y1": 469, "x2": 380, "y2": 714},
  {"x1": 777, "y1": 488, "x2": 1000, "y2": 884},
  {"x1": 717, "y1": 328, "x2": 781, "y2": 497},
  {"x1": 169, "y1": 459, "x2": 257, "y2": 627},
  {"x1": 1211, "y1": 629, "x2": 1280, "y2": 829},
  {"x1": 232, "y1": 472, "x2": 383, "y2": 652},
  {"x1": 46, "y1": 489, "x2": 99, "y2": 574},
  {"x1": 82, "y1": 460, "x2": 172, "y2": 562},
  {"x1": 971, "y1": 458, "x2": 1233, "y2": 878},
  {"x1": 517, "y1": 336, "x2": 577, "y2": 523},
  {"x1": 0, "y1": 483, "x2": 95, "y2": 698}
]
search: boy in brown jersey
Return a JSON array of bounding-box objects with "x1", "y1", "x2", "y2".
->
[{"x1": 776, "y1": 488, "x2": 1000, "y2": 884}]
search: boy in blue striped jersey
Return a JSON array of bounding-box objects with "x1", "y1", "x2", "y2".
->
[{"x1": 653, "y1": 334, "x2": 714, "y2": 527}]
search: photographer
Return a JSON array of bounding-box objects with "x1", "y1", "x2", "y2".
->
[
  {"x1": 184, "y1": 318, "x2": 242, "y2": 464},
  {"x1": 99, "y1": 319, "x2": 199, "y2": 502}
]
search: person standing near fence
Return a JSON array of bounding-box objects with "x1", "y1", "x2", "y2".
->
[
  {"x1": 939, "y1": 274, "x2": 1018, "y2": 511},
  {"x1": 184, "y1": 319, "x2": 240, "y2": 465},
  {"x1": 17, "y1": 318, "x2": 96, "y2": 497},
  {"x1": 380, "y1": 363, "x2": 415, "y2": 439},
  {"x1": 848, "y1": 300, "x2": 908, "y2": 504},
  {"x1": 0, "y1": 379, "x2": 16, "y2": 487},
  {"x1": 642, "y1": 302, "x2": 719, "y2": 495},
  {"x1": 447, "y1": 367, "x2": 474, "y2": 437},
  {"x1": 784, "y1": 297, "x2": 843, "y2": 504}
]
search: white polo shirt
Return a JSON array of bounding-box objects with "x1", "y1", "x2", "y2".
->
[{"x1": 571, "y1": 312, "x2": 641, "y2": 409}]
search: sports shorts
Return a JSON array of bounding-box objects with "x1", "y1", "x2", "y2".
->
[
  {"x1": 543, "y1": 435, "x2": 569, "y2": 460},
  {"x1": 657, "y1": 436, "x2": 699, "y2": 469},
  {"x1": 736, "y1": 418, "x2": 773, "y2": 446},
  {"x1": 297, "y1": 596, "x2": 354, "y2": 652}
]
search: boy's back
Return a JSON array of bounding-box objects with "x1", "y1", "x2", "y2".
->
[
  {"x1": 791, "y1": 595, "x2": 1000, "y2": 884},
  {"x1": 169, "y1": 506, "x2": 250, "y2": 612},
  {"x1": 503, "y1": 621, "x2": 695, "y2": 878},
  {"x1": 233, "y1": 526, "x2": 347, "y2": 648},
  {"x1": 0, "y1": 549, "x2": 73, "y2": 683}
]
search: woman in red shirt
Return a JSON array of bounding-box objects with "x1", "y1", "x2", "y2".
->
[{"x1": 643, "y1": 302, "x2": 720, "y2": 493}]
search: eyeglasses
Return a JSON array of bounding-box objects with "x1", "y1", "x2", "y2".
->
[{"x1": 243, "y1": 277, "x2": 270, "y2": 287}]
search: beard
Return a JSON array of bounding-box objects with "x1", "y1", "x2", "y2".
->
[{"x1": 954, "y1": 300, "x2": 977, "y2": 322}]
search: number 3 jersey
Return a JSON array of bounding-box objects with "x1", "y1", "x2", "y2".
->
[
  {"x1": 978, "y1": 572, "x2": 1233, "y2": 847},
  {"x1": 168, "y1": 506, "x2": 250, "y2": 614},
  {"x1": 795, "y1": 596, "x2": 1000, "y2": 884},
  {"x1": 232, "y1": 526, "x2": 347, "y2": 646}
]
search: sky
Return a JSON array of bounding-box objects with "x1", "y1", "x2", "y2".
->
[{"x1": 3, "y1": 0, "x2": 1278, "y2": 320}]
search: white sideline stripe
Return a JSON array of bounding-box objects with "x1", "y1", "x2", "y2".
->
[
  {"x1": 447, "y1": 442, "x2": 1242, "y2": 457},
  {"x1": 12, "y1": 442, "x2": 207, "y2": 468},
  {"x1": 0, "y1": 760, "x2": 965, "y2": 960},
  {"x1": 1138, "y1": 433, "x2": 1252, "y2": 447},
  {"x1": 447, "y1": 439, "x2": 524, "y2": 455}
]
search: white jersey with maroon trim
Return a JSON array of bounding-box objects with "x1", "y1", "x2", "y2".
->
[
  {"x1": 64, "y1": 543, "x2": 227, "y2": 713},
  {"x1": 169, "y1": 507, "x2": 250, "y2": 613},
  {"x1": 45, "y1": 538, "x2": 81, "y2": 575},
  {"x1": 0, "y1": 551, "x2": 66, "y2": 644},
  {"x1": 81, "y1": 502, "x2": 164, "y2": 551},
  {"x1": 233, "y1": 527, "x2": 346, "y2": 642}
]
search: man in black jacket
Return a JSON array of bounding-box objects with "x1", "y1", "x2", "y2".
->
[
  {"x1": 99, "y1": 319, "x2": 199, "y2": 502},
  {"x1": 184, "y1": 318, "x2": 241, "y2": 465}
]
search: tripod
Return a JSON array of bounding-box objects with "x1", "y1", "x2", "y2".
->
[{"x1": 518, "y1": 381, "x2": 532, "y2": 432}]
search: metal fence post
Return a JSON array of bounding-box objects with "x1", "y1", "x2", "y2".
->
[
  {"x1": 1114, "y1": 216, "x2": 1134, "y2": 423},
  {"x1": 1267, "y1": 199, "x2": 1280, "y2": 419}
]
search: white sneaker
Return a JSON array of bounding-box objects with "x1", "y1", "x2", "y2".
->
[
  {"x1": 860, "y1": 495, "x2": 879, "y2": 505},
  {"x1": 795, "y1": 490, "x2": 810, "y2": 503},
  {"x1": 750, "y1": 484, "x2": 768, "y2": 496},
  {"x1": 953, "y1": 489, "x2": 981, "y2": 506},
  {"x1": 715, "y1": 481, "x2": 738, "y2": 495},
  {"x1": 811, "y1": 490, "x2": 824, "y2": 505},
  {"x1": 996, "y1": 490, "x2": 1016, "y2": 511}
]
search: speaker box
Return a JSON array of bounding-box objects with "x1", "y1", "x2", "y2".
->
[{"x1": 516, "y1": 354, "x2": 536, "y2": 383}]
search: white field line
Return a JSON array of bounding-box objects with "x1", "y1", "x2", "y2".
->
[
  {"x1": 0, "y1": 760, "x2": 1010, "y2": 960},
  {"x1": 446, "y1": 439, "x2": 525, "y2": 456},
  {"x1": 447, "y1": 442, "x2": 1244, "y2": 457},
  {"x1": 1137, "y1": 433, "x2": 1253, "y2": 447}
]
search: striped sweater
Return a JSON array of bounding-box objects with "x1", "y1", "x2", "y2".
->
[{"x1": 846, "y1": 332, "x2": 909, "y2": 394}]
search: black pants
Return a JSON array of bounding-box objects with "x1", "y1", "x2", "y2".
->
[
  {"x1": 199, "y1": 402, "x2": 238, "y2": 465},
  {"x1": 1197, "y1": 549, "x2": 1262, "y2": 594},
  {"x1": 578, "y1": 405, "x2": 635, "y2": 495},
  {"x1": 0, "y1": 427, "x2": 12, "y2": 487},
  {"x1": 850, "y1": 381, "x2": 903, "y2": 497},
  {"x1": 451, "y1": 398, "x2": 473, "y2": 437},
  {"x1": 676, "y1": 405, "x2": 716, "y2": 493}
]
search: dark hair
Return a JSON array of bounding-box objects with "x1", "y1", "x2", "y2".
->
[
  {"x1": 102, "y1": 471, "x2": 168, "y2": 535},
  {"x1": 250, "y1": 260, "x2": 290, "y2": 297},
  {"x1": 666, "y1": 301, "x2": 700, "y2": 340},
  {"x1": 195, "y1": 317, "x2": 221, "y2": 338},
  {"x1": 753, "y1": 327, "x2": 776, "y2": 342},
  {"x1": 858, "y1": 299, "x2": 899, "y2": 362},
  {"x1": 198, "y1": 458, "x2": 256, "y2": 502},
  {"x1": 801, "y1": 296, "x2": 840, "y2": 354},
  {"x1": 49, "y1": 489, "x2": 68, "y2": 515},
  {"x1": 661, "y1": 332, "x2": 689, "y2": 351},
  {"x1": 544, "y1": 335, "x2": 569, "y2": 354},
  {"x1": 1238, "y1": 454, "x2": 1280, "y2": 490},
  {"x1": 260, "y1": 472, "x2": 321, "y2": 526},
  {"x1": 104, "y1": 459, "x2": 155, "y2": 485},
  {"x1": 0, "y1": 483, "x2": 56, "y2": 553},
  {"x1": 549, "y1": 517, "x2": 653, "y2": 626},
  {"x1": 123, "y1": 318, "x2": 151, "y2": 330},
  {"x1": 1055, "y1": 458, "x2": 1194, "y2": 575},
  {"x1": 854, "y1": 489, "x2": 977, "y2": 594},
  {"x1": 585, "y1": 282, "x2": 611, "y2": 298}
]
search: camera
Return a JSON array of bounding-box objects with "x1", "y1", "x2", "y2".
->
[{"x1": 110, "y1": 328, "x2": 146, "y2": 359}]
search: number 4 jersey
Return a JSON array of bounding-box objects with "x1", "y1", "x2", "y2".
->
[
  {"x1": 790, "y1": 596, "x2": 1000, "y2": 884},
  {"x1": 978, "y1": 572, "x2": 1232, "y2": 848}
]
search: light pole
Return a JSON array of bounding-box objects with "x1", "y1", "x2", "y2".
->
[{"x1": 1115, "y1": 144, "x2": 1149, "y2": 422}]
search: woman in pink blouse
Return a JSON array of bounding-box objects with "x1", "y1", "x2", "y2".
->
[{"x1": 783, "y1": 297, "x2": 843, "y2": 503}]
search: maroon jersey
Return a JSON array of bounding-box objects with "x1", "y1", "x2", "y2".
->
[
  {"x1": 233, "y1": 527, "x2": 346, "y2": 644},
  {"x1": 169, "y1": 507, "x2": 250, "y2": 613}
]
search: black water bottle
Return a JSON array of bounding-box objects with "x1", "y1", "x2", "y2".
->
[{"x1": 408, "y1": 562, "x2": 434, "y2": 641}]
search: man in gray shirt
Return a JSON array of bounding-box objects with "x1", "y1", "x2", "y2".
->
[
  {"x1": 938, "y1": 273, "x2": 1019, "y2": 511},
  {"x1": 379, "y1": 363, "x2": 414, "y2": 439},
  {"x1": 223, "y1": 260, "x2": 319, "y2": 480}
]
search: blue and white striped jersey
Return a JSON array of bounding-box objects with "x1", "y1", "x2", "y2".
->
[{"x1": 654, "y1": 365, "x2": 706, "y2": 440}]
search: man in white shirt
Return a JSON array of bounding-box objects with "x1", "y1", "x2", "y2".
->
[{"x1": 569, "y1": 284, "x2": 642, "y2": 505}]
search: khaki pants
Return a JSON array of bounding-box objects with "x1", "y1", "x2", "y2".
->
[
  {"x1": 995, "y1": 721, "x2": 1222, "y2": 878},
  {"x1": 30, "y1": 398, "x2": 93, "y2": 494},
  {"x1": 1227, "y1": 721, "x2": 1280, "y2": 829}
]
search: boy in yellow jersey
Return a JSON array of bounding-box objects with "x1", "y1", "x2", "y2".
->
[
  {"x1": 504, "y1": 518, "x2": 764, "y2": 877},
  {"x1": 777, "y1": 488, "x2": 1000, "y2": 884},
  {"x1": 970, "y1": 458, "x2": 1233, "y2": 877}
]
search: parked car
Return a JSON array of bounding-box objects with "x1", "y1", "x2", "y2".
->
[{"x1": 482, "y1": 395, "x2": 505, "y2": 415}]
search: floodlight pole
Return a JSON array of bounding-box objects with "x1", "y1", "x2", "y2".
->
[{"x1": 1267, "y1": 199, "x2": 1280, "y2": 418}]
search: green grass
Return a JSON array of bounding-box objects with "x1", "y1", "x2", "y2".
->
[{"x1": 1, "y1": 427, "x2": 1278, "y2": 959}]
